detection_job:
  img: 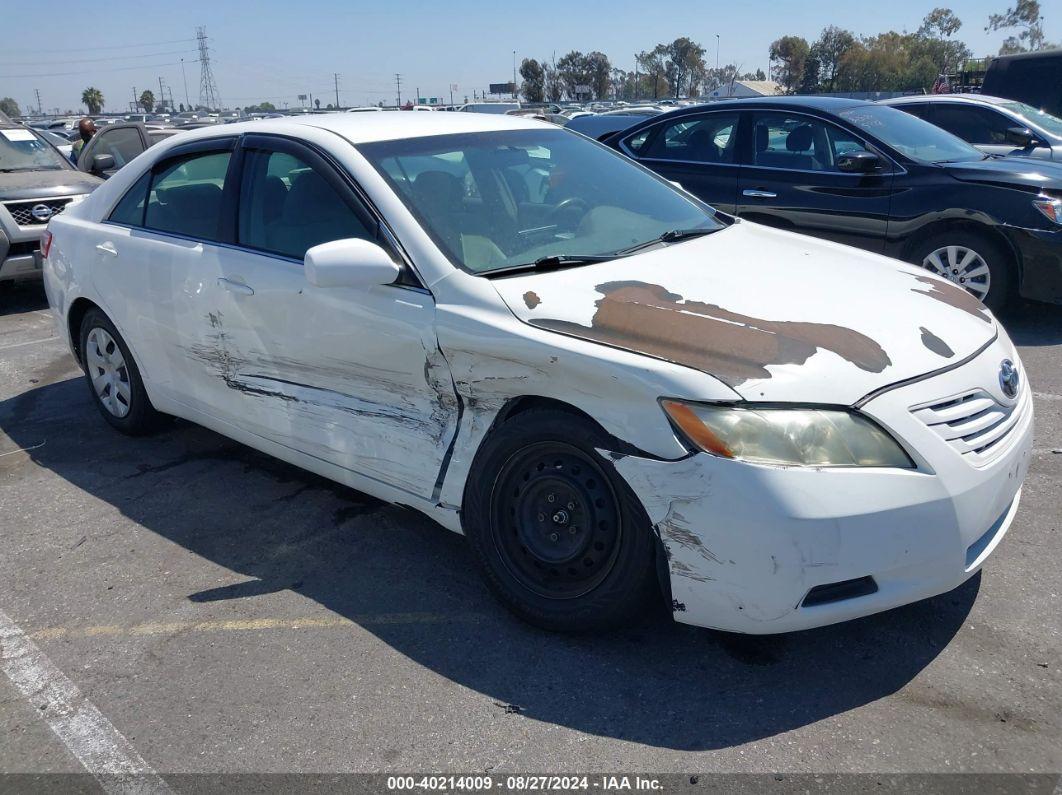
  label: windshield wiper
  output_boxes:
[484,253,616,278]
[615,227,718,255]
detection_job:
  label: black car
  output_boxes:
[982,50,1062,119]
[605,96,1062,310]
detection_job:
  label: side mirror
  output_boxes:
[1005,126,1038,148]
[304,238,400,289]
[91,153,116,173]
[837,150,881,173]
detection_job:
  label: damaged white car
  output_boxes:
[42,112,1033,634]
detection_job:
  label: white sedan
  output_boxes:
[41,112,1033,634]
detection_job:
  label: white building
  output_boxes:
[707,80,783,99]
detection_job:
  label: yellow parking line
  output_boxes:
[29,612,482,641]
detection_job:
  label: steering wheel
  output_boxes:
[547,197,590,230]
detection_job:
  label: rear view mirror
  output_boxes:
[91,153,116,173]
[304,238,400,289]
[1005,126,1038,148]
[837,150,881,173]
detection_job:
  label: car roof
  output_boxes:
[882,93,1014,106]
[158,109,545,146]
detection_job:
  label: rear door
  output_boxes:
[736,110,894,251]
[621,110,741,213]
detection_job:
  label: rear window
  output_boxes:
[144,151,231,241]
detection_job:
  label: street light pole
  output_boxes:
[512,50,517,99]
[716,34,720,71]
[180,58,190,109]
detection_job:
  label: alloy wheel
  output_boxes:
[921,245,991,301]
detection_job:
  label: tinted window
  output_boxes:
[750,113,866,172]
[930,105,1012,145]
[144,151,231,240]
[92,127,145,168]
[238,149,373,260]
[108,172,150,226]
[642,113,740,164]
[894,104,931,120]
[838,104,982,164]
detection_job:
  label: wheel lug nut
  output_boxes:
[547,493,555,503]
[567,502,575,510]
[549,532,559,541]
[537,513,545,522]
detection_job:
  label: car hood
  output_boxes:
[943,156,1062,191]
[0,168,102,201]
[492,222,997,405]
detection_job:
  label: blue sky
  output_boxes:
[2,0,1057,112]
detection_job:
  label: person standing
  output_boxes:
[69,117,96,165]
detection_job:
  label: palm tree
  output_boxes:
[81,87,104,115]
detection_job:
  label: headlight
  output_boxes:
[661,400,914,468]
[1032,196,1061,225]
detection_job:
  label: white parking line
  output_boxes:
[0,336,57,352]
[0,608,170,794]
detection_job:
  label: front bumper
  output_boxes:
[1003,224,1062,304]
[613,336,1034,634]
[0,229,44,283]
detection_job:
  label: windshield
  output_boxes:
[358,129,719,274]
[0,128,69,171]
[840,104,984,164]
[1001,101,1062,141]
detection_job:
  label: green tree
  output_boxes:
[543,62,563,103]
[769,36,810,93]
[81,87,104,114]
[987,0,1048,52]
[664,37,707,98]
[636,46,670,99]
[0,97,21,118]
[555,50,587,99]
[585,51,612,99]
[812,26,857,92]
[519,58,545,103]
[920,8,966,71]
[139,90,155,113]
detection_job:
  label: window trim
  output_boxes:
[232,132,424,288]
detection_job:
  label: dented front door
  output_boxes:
[188,250,458,500]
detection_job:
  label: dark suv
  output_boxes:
[605,96,1062,310]
[1,118,101,286]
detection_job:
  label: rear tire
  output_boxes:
[909,229,1015,313]
[463,409,657,632]
[79,308,163,435]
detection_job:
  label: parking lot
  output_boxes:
[0,280,1059,778]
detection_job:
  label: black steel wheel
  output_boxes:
[463,408,657,632]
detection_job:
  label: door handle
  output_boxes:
[217,277,254,296]
[95,241,118,256]
[742,189,777,199]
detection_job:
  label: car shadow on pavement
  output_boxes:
[1,375,981,751]
[1000,300,1062,346]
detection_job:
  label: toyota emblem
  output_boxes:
[30,204,54,222]
[999,359,1020,400]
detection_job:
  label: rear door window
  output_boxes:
[640,113,740,164]
[144,151,231,241]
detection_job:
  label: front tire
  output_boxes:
[79,308,162,435]
[909,230,1015,313]
[463,409,657,632]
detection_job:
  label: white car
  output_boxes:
[41,112,1033,634]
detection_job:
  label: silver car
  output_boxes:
[882,93,1062,160]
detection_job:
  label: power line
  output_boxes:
[0,60,199,79]
[0,49,198,66]
[0,38,196,55]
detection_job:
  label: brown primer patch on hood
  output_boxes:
[530,280,891,387]
[523,291,541,310]
[911,274,992,323]
[920,326,955,358]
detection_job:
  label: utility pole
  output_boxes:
[715,34,720,71]
[132,86,138,113]
[158,76,166,111]
[395,73,402,107]
[180,58,190,108]
[34,88,42,115]
[416,87,421,105]
[333,73,341,109]
[512,50,517,99]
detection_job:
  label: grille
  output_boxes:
[911,380,1030,466]
[4,198,72,226]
